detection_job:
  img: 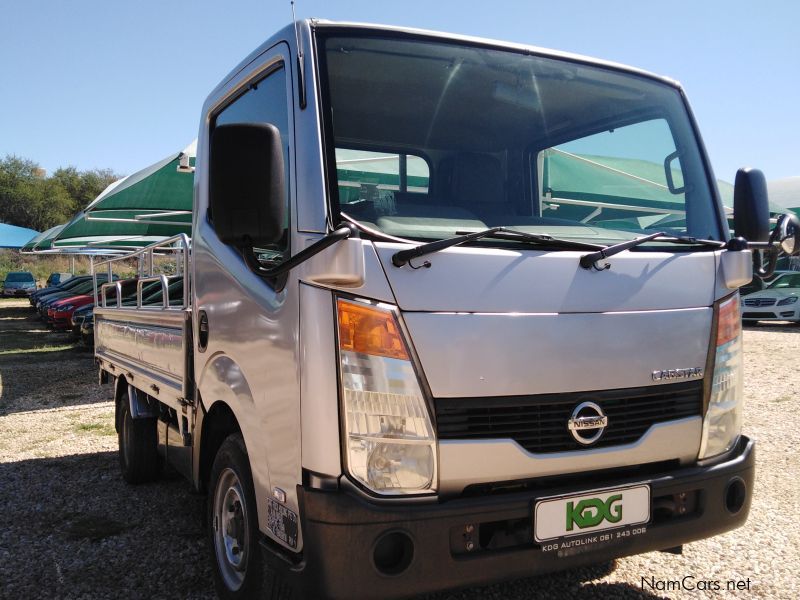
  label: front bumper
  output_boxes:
[2,288,32,297]
[271,436,754,600]
[53,313,74,329]
[742,306,799,322]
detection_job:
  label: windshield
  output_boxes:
[5,272,34,283]
[318,33,724,245]
[768,273,800,289]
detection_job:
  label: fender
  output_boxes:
[196,351,280,541]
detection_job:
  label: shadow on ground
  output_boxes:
[742,322,800,333]
[422,561,667,600]
[0,452,213,599]
[0,452,668,600]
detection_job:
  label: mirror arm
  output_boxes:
[728,213,799,280]
[751,248,780,279]
[242,223,358,285]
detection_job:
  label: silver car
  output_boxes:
[2,271,36,297]
[741,271,800,323]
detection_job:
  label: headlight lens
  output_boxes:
[699,295,743,459]
[777,296,798,306]
[337,298,437,495]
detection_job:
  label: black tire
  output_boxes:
[118,389,160,484]
[208,434,294,600]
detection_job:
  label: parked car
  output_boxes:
[741,272,800,324]
[2,271,36,297]
[35,276,113,316]
[48,278,137,329]
[30,275,93,307]
[46,272,73,287]
[70,304,94,339]
[48,294,96,330]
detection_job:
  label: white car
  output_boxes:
[741,272,800,323]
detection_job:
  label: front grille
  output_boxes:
[744,298,776,307]
[436,381,703,454]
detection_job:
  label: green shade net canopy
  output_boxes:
[51,141,196,251]
[20,224,65,253]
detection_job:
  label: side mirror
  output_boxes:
[209,123,285,248]
[772,212,800,256]
[733,168,770,242]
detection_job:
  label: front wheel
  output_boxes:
[208,434,294,600]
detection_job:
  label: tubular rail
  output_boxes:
[93,234,191,310]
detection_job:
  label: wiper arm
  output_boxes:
[392,227,603,268]
[579,232,725,270]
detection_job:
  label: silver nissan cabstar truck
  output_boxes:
[93,20,800,600]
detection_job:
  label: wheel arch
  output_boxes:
[198,399,243,493]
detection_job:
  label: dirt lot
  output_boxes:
[0,297,798,599]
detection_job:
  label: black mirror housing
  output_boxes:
[733,168,770,242]
[209,123,285,248]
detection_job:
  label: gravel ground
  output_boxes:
[0,297,798,599]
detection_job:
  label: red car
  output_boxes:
[48,294,95,330]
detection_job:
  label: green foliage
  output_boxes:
[0,155,121,232]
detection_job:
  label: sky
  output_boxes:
[1,0,797,184]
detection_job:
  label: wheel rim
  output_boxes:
[213,467,250,591]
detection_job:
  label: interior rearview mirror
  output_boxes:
[733,168,770,242]
[209,123,285,248]
[663,150,684,194]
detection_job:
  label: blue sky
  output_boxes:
[1,0,797,184]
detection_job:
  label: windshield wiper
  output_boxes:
[391,227,604,268]
[579,232,725,270]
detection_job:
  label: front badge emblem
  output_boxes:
[567,401,608,445]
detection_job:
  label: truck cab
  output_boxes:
[94,20,800,600]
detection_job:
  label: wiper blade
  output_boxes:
[392,227,603,268]
[579,232,725,270]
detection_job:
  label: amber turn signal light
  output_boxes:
[337,299,409,360]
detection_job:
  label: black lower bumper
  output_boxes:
[267,437,754,600]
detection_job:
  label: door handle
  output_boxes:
[198,310,209,352]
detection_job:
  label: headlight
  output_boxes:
[777,296,798,306]
[337,298,437,495]
[698,295,743,459]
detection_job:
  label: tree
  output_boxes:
[52,166,118,211]
[0,155,122,231]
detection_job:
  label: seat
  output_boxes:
[439,153,514,221]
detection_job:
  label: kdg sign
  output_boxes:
[534,485,650,542]
[566,494,622,531]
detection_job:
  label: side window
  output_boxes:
[214,66,290,264]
